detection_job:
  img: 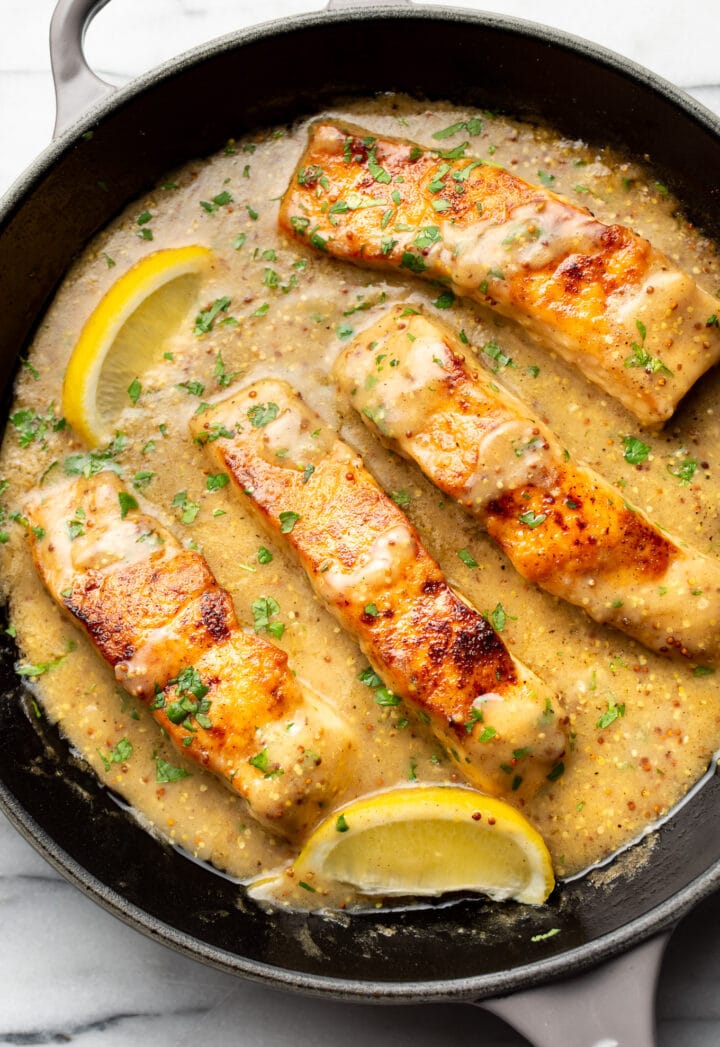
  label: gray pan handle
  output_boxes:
[478,931,671,1047]
[50,0,116,139]
[50,0,411,136]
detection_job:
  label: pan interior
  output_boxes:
[2,8,720,997]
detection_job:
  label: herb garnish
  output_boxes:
[247,402,279,428]
[252,596,284,639]
[194,296,232,335]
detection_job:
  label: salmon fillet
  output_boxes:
[191,380,567,800]
[24,472,353,840]
[279,121,720,426]
[335,305,720,666]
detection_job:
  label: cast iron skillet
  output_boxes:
[2,1,720,1043]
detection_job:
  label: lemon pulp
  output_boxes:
[62,245,213,446]
[253,785,555,905]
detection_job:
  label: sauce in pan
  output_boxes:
[1,95,719,907]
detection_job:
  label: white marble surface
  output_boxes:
[2,1,720,1044]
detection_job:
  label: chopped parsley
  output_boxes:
[667,456,698,485]
[247,402,279,428]
[431,117,483,140]
[214,351,241,389]
[17,642,74,678]
[9,405,66,448]
[457,548,479,568]
[400,251,428,274]
[252,596,284,639]
[97,736,133,771]
[518,510,547,529]
[279,510,300,533]
[623,319,672,376]
[433,290,455,309]
[597,699,626,730]
[171,490,200,525]
[194,296,232,335]
[118,491,138,519]
[488,602,514,633]
[482,340,514,371]
[390,490,411,508]
[155,758,191,783]
[206,473,229,491]
[622,435,651,465]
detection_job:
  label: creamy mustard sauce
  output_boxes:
[1,95,719,907]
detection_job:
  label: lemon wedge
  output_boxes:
[62,245,213,446]
[255,786,555,905]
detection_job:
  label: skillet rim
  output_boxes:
[2,1,720,1002]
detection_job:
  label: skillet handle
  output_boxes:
[477,931,671,1047]
[50,0,116,139]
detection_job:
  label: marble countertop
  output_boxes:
[1,1,720,1044]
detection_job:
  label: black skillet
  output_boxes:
[1,1,720,1043]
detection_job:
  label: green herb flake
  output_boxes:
[252,596,281,634]
[537,170,555,186]
[390,490,411,508]
[177,379,205,397]
[127,378,142,405]
[249,748,270,773]
[171,490,200,525]
[489,602,514,632]
[359,666,383,688]
[336,814,349,832]
[457,548,479,568]
[364,603,379,617]
[247,402,279,428]
[667,457,699,485]
[257,546,273,565]
[206,472,229,491]
[400,251,427,274]
[17,644,73,678]
[194,295,231,335]
[433,290,455,310]
[279,510,300,534]
[694,665,715,677]
[518,510,547,529]
[531,928,561,943]
[118,491,138,519]
[597,700,626,730]
[374,687,400,707]
[155,757,191,783]
[482,339,514,371]
[622,435,651,465]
